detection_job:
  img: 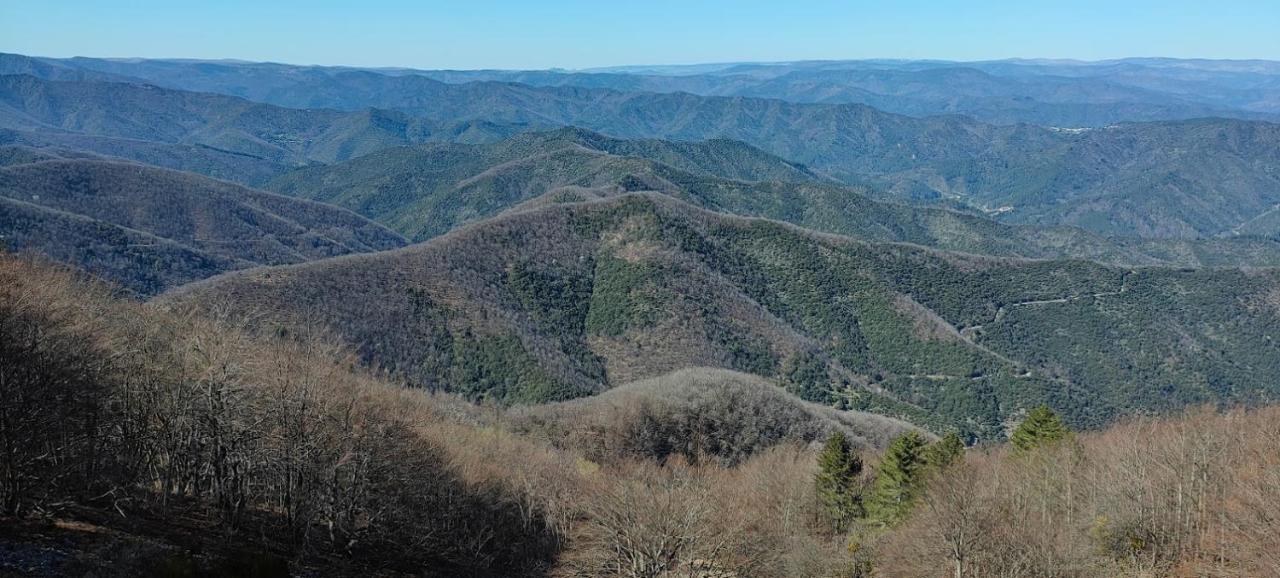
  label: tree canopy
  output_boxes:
[1010,405,1071,453]
[816,431,866,531]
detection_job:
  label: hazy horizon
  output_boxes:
[4,0,1279,70]
[6,52,1280,74]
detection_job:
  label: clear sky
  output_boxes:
[3,0,1278,70]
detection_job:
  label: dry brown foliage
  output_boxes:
[0,253,558,574]
[0,253,863,576]
[6,252,1278,577]
[510,368,914,467]
[876,407,1280,577]
[555,447,854,578]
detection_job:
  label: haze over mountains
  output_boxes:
[6,55,1280,239]
[11,54,1280,126]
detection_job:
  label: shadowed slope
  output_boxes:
[0,158,406,293]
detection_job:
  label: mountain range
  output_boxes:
[6,40,1280,578]
[10,53,1280,126]
[1,52,1279,440]
[263,126,1280,266]
[5,69,1280,239]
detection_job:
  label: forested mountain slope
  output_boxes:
[266,128,1280,266]
[0,157,406,293]
[163,194,1280,439]
[0,74,524,182]
[0,126,297,185]
[924,119,1280,238]
[264,127,822,239]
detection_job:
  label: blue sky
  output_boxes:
[3,0,1278,69]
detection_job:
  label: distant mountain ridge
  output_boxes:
[264,127,1280,267]
[7,69,1280,239]
[265,127,826,240]
[10,53,1280,126]
[0,73,527,182]
[0,155,406,293]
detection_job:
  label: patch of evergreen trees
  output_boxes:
[817,409,1066,533]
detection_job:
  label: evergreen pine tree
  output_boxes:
[815,431,865,531]
[867,430,929,526]
[1010,405,1071,454]
[925,431,965,471]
